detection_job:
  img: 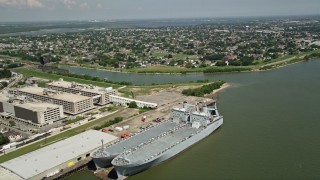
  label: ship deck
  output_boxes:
[93,121,178,157]
[115,124,199,165]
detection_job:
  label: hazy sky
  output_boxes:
[0,0,319,22]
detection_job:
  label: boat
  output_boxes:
[91,120,178,168]
[111,102,223,178]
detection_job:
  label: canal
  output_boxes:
[63,60,320,179]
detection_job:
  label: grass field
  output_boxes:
[14,68,121,89]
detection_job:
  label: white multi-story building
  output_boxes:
[108,95,157,109]
[9,86,94,115]
[47,79,117,105]
[0,94,64,127]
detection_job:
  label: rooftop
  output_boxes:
[0,94,62,112]
[48,79,115,95]
[0,130,118,179]
[109,95,157,106]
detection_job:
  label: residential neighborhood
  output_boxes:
[0,18,319,70]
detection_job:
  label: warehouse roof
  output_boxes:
[48,79,115,94]
[0,130,117,179]
[18,86,90,102]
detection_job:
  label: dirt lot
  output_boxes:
[108,90,215,137]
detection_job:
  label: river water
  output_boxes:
[64,60,320,179]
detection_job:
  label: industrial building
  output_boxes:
[0,94,64,128]
[109,95,158,109]
[0,130,118,180]
[9,86,94,115]
[47,78,117,105]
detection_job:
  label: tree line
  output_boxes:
[182,81,225,97]
[0,69,11,79]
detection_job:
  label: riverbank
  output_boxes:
[207,83,231,97]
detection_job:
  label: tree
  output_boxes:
[0,69,11,79]
[128,101,138,108]
[185,62,193,68]
[0,133,9,146]
[240,56,254,66]
[0,82,8,89]
[169,60,176,66]
[9,120,15,126]
[216,61,227,66]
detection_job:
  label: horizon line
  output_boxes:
[0,14,320,24]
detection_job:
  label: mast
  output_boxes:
[101,139,104,156]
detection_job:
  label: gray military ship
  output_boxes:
[112,102,223,178]
[91,120,178,168]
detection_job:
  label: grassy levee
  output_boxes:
[0,109,123,163]
[14,68,121,89]
[52,51,320,74]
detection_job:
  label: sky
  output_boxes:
[0,0,319,22]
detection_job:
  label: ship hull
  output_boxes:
[92,154,117,169]
[113,117,223,178]
[92,121,177,169]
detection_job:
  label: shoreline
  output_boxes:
[206,83,232,98]
[56,50,320,75]
[57,60,299,75]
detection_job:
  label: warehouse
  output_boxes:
[10,86,94,115]
[0,130,118,180]
[47,78,117,105]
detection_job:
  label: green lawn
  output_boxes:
[152,52,166,58]
[14,68,121,89]
[0,109,123,163]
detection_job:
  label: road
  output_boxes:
[261,56,296,68]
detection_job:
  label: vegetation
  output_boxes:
[99,107,109,112]
[9,120,15,127]
[139,107,152,114]
[93,117,123,130]
[0,133,9,146]
[0,82,8,89]
[204,67,252,73]
[56,71,133,85]
[182,81,225,97]
[304,52,320,60]
[37,81,46,88]
[0,69,11,79]
[107,106,118,112]
[14,68,121,88]
[128,101,138,108]
[65,116,84,125]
